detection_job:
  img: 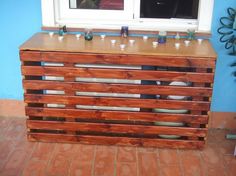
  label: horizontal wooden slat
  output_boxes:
[20,51,216,68]
[28,133,205,149]
[24,94,210,111]
[21,66,214,83]
[23,80,213,97]
[27,120,207,137]
[25,107,209,124]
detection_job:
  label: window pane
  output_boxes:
[140,0,199,19]
[69,0,124,10]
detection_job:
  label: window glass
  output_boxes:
[140,0,199,19]
[69,0,124,10]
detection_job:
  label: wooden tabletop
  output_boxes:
[20,33,217,58]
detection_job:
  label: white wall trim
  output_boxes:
[41,0,214,32]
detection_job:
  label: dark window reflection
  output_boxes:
[70,0,124,10]
[140,0,199,19]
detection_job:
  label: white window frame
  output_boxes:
[42,0,214,32]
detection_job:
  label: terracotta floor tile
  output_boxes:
[4,118,25,141]
[94,145,116,176]
[0,142,35,176]
[22,160,48,176]
[70,160,93,176]
[77,144,95,161]
[116,162,137,176]
[30,142,55,161]
[46,153,72,176]
[207,129,228,143]
[46,143,79,176]
[201,143,224,168]
[218,142,236,155]
[138,152,159,176]
[137,147,157,153]
[69,144,95,176]
[179,150,204,176]
[160,164,182,176]
[0,117,12,137]
[117,146,137,163]
[0,140,15,168]
[207,166,228,176]
[0,117,235,176]
[225,156,236,176]
[159,149,179,165]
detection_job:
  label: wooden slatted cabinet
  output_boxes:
[20,33,217,149]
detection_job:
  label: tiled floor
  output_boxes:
[0,117,235,176]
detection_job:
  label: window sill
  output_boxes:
[41,26,212,38]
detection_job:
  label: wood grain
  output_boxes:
[28,133,205,149]
[25,107,209,124]
[27,120,206,137]
[21,66,214,83]
[20,51,216,68]
[23,80,213,97]
[20,32,217,148]
[19,33,217,58]
[24,94,210,111]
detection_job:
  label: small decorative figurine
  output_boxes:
[84,28,93,41]
[152,41,158,47]
[121,26,128,38]
[184,40,190,46]
[158,31,167,44]
[100,34,106,40]
[187,29,195,40]
[197,38,203,44]
[175,32,180,40]
[143,35,148,40]
[59,25,67,36]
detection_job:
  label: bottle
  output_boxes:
[84,28,93,41]
[158,31,167,44]
[175,32,180,40]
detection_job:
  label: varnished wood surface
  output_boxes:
[20,33,217,58]
[24,94,210,111]
[28,133,205,149]
[27,120,207,137]
[20,32,217,148]
[25,107,208,124]
[21,66,214,83]
[20,51,216,68]
[23,80,213,97]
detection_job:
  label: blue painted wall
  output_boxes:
[0,0,235,112]
[0,0,42,99]
[210,0,236,112]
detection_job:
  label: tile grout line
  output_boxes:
[114,146,118,176]
[67,144,80,176]
[91,145,97,176]
[177,149,185,176]
[0,117,13,140]
[199,149,208,176]
[0,140,16,172]
[44,142,57,176]
[19,141,37,176]
[136,147,139,176]
[156,148,162,176]
[0,119,27,173]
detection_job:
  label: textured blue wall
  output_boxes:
[0,0,235,112]
[210,0,236,112]
[0,0,42,99]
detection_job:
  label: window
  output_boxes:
[42,0,214,32]
[69,0,124,10]
[140,0,199,19]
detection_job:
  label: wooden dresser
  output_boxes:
[20,33,217,149]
